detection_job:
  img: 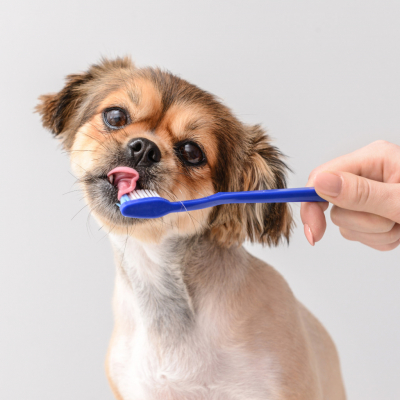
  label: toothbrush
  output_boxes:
[119,187,326,219]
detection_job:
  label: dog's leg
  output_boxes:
[105,328,125,400]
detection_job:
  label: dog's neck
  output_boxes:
[109,232,249,343]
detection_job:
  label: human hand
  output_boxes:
[301,141,400,251]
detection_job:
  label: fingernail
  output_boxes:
[315,172,342,197]
[304,224,315,246]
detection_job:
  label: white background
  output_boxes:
[1,1,399,399]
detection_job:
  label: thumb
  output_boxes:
[314,171,400,224]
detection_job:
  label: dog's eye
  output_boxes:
[177,142,205,165]
[103,108,128,129]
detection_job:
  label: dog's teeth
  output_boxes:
[109,175,114,184]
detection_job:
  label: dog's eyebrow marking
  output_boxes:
[127,89,140,105]
[186,120,202,131]
[184,119,210,133]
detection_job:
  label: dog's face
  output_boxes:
[37,57,292,246]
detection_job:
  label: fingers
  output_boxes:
[300,201,329,245]
[339,223,400,249]
[314,171,400,224]
[361,241,400,252]
[307,140,400,184]
[302,141,400,248]
[330,206,395,233]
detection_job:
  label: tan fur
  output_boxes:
[37,57,346,399]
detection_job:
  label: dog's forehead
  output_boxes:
[98,73,216,135]
[98,77,164,122]
[160,103,213,139]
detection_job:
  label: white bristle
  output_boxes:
[125,189,160,201]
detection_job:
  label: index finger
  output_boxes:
[307,141,400,185]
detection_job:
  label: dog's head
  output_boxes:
[37,57,293,246]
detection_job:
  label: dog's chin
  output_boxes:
[84,178,153,231]
[83,175,210,240]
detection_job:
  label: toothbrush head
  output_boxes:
[120,190,175,219]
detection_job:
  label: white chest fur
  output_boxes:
[107,234,279,400]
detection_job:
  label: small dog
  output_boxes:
[37,57,346,400]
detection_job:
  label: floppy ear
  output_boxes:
[209,125,294,247]
[35,56,134,148]
[35,72,92,146]
[241,125,294,245]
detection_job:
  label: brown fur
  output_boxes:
[36,56,293,247]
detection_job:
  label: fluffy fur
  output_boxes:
[37,57,346,399]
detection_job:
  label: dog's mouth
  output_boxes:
[107,167,140,200]
[83,163,163,226]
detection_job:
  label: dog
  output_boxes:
[37,57,346,400]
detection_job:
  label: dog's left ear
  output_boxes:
[241,125,293,246]
[210,125,293,247]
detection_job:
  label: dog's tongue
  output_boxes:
[107,167,139,200]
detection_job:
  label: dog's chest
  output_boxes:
[108,326,218,399]
[107,236,280,399]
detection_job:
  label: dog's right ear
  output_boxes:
[36,56,134,149]
[35,72,92,140]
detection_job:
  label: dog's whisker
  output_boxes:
[86,208,96,238]
[62,189,84,196]
[71,203,89,221]
[168,174,208,198]
[63,149,96,154]
[162,188,202,235]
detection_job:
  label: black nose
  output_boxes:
[126,138,161,167]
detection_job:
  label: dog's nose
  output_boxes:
[126,138,161,167]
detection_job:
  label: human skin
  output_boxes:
[301,140,400,251]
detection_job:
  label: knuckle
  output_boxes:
[391,190,400,223]
[379,219,396,233]
[339,227,354,240]
[376,241,400,252]
[372,140,400,157]
[330,206,341,226]
[388,224,400,242]
[372,139,391,148]
[354,178,372,208]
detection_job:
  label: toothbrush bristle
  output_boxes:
[120,189,160,204]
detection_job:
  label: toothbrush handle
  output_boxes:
[177,187,326,213]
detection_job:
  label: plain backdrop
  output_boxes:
[1,1,399,399]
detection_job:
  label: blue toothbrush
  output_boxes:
[119,187,325,219]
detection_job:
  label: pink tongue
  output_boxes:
[116,178,137,199]
[107,167,140,200]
